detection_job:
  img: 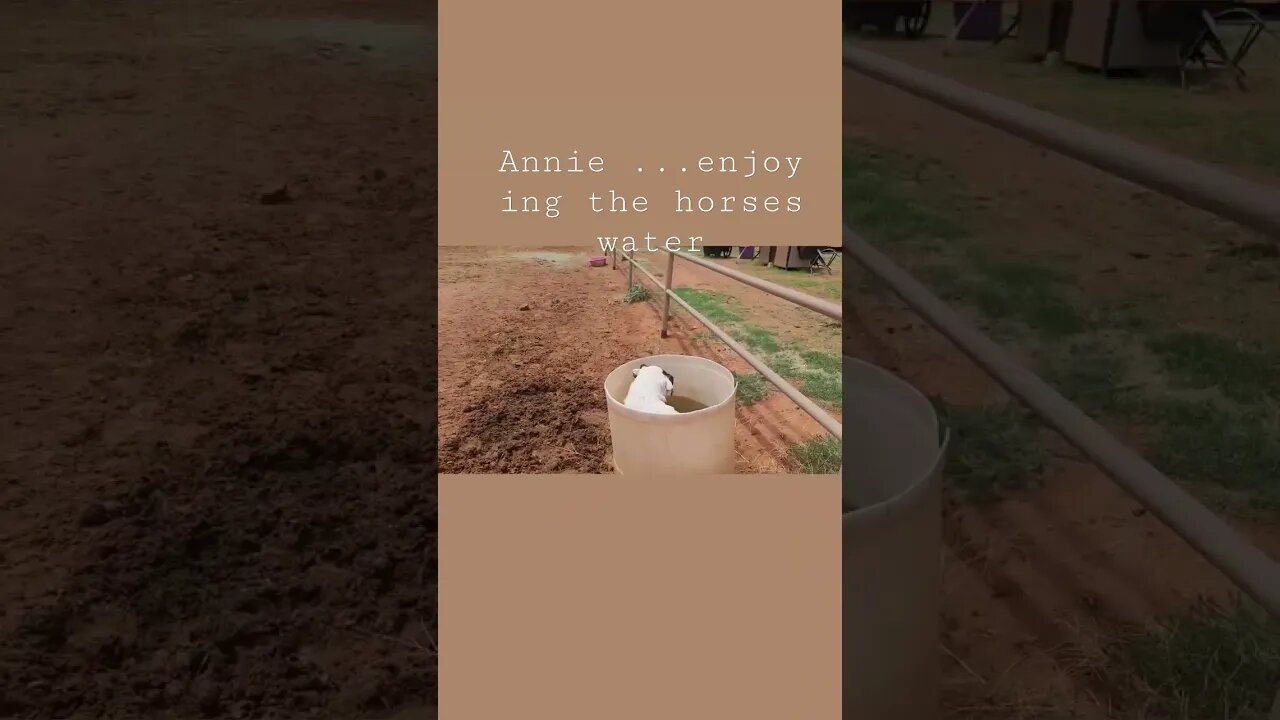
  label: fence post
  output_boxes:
[612,248,616,269]
[627,251,634,288]
[661,251,675,337]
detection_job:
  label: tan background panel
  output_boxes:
[438,1,839,248]
[439,473,841,719]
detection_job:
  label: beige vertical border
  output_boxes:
[439,474,841,719]
[438,1,840,248]
[439,5,841,716]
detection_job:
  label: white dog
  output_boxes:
[624,364,678,414]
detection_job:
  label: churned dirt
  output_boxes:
[437,247,839,474]
[1,2,438,718]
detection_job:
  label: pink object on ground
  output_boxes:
[589,255,608,267]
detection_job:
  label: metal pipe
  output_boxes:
[625,252,843,440]
[945,0,983,52]
[842,44,1280,240]
[667,250,843,320]
[661,251,675,338]
[669,290,844,440]
[842,225,1280,616]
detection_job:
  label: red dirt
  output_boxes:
[1,2,438,718]
[437,248,838,474]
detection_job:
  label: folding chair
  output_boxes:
[1139,2,1270,90]
[1186,7,1270,90]
[810,248,840,275]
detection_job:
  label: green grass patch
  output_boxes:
[1035,341,1280,514]
[769,353,800,378]
[796,368,842,407]
[671,288,841,409]
[917,256,1089,342]
[789,435,841,474]
[740,326,781,354]
[800,350,841,374]
[843,142,968,245]
[1039,338,1280,514]
[766,347,843,408]
[1146,331,1280,403]
[671,288,741,324]
[935,252,1091,340]
[1041,339,1139,417]
[623,284,651,304]
[1141,398,1280,512]
[937,401,1047,500]
[1107,600,1280,720]
[734,373,770,406]
[967,255,1089,338]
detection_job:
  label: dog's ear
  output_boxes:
[662,370,675,388]
[632,364,647,378]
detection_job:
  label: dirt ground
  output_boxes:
[6,0,1275,716]
[844,35,1280,718]
[437,247,839,474]
[1,2,438,718]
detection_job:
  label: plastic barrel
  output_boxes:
[603,354,737,475]
[843,357,948,720]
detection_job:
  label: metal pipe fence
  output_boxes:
[668,251,843,321]
[614,248,843,441]
[843,226,1280,616]
[845,43,1280,712]
[842,46,1280,617]
[843,43,1280,240]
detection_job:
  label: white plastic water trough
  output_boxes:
[844,356,948,720]
[603,354,737,475]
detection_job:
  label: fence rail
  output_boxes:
[615,248,842,441]
[842,46,1280,618]
[843,227,1280,616]
[844,43,1280,714]
[843,43,1280,240]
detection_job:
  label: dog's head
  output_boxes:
[632,364,675,395]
